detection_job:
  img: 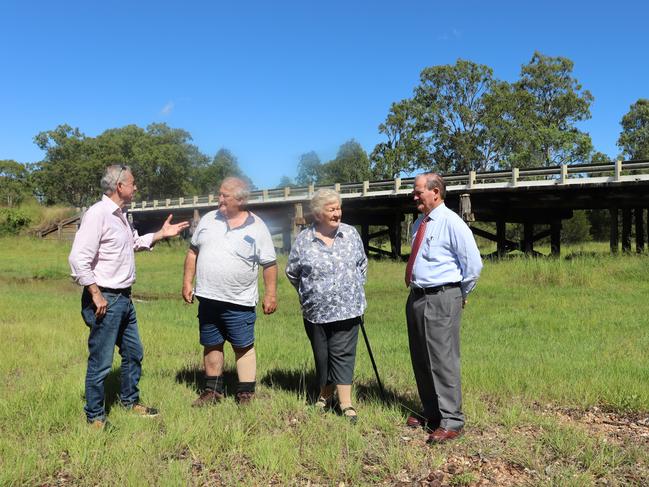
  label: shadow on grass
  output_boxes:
[260,367,318,401]
[261,367,420,418]
[104,368,121,414]
[103,367,175,413]
[355,382,421,419]
[174,364,239,395]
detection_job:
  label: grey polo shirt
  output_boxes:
[191,210,276,307]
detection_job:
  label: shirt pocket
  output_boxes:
[233,234,257,263]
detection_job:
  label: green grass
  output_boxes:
[1,237,648,485]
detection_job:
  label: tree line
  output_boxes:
[2,51,649,210]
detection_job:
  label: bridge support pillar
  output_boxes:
[622,209,632,253]
[610,208,619,254]
[635,208,644,253]
[292,203,305,240]
[361,224,369,255]
[388,214,402,259]
[550,221,561,257]
[192,209,200,235]
[282,230,291,253]
[523,222,534,255]
[496,220,507,257]
[282,203,306,253]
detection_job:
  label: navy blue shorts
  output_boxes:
[197,297,256,348]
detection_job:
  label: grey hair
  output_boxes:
[220,177,250,201]
[101,165,131,195]
[416,173,446,199]
[310,188,341,216]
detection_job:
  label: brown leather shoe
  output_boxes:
[192,389,224,407]
[406,415,440,432]
[427,427,463,444]
[406,415,424,428]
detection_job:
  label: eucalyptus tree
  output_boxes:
[0,160,31,207]
[371,53,595,175]
[296,151,322,185]
[319,139,371,184]
[511,52,593,166]
[618,99,649,160]
[32,123,213,206]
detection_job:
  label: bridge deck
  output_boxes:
[67,160,649,257]
[116,160,649,213]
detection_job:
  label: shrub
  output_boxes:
[0,207,32,235]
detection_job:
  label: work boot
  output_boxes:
[235,381,256,405]
[235,391,255,405]
[192,389,225,407]
[129,403,159,417]
[87,418,112,430]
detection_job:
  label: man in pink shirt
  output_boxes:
[69,165,188,428]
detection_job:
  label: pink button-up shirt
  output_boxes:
[69,195,154,289]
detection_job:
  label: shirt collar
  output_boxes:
[308,224,344,241]
[425,202,446,221]
[102,194,122,214]
[216,210,255,230]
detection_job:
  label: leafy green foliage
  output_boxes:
[512,52,593,167]
[561,210,591,244]
[192,148,251,194]
[276,175,297,188]
[295,141,371,185]
[0,160,31,207]
[319,139,371,184]
[0,207,31,234]
[372,52,594,175]
[618,98,649,159]
[296,151,322,185]
[31,124,249,207]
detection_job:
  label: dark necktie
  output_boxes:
[404,216,430,287]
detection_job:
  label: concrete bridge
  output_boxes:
[59,159,649,257]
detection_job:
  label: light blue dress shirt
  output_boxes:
[410,203,483,297]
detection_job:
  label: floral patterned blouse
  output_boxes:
[285,223,367,324]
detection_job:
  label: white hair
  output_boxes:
[101,165,131,195]
[310,188,341,217]
[221,177,250,201]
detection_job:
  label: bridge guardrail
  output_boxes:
[74,159,649,213]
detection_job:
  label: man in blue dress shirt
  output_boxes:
[405,173,483,443]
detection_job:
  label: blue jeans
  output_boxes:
[81,289,143,422]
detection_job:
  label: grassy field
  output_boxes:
[1,237,648,486]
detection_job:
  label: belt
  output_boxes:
[410,282,461,296]
[97,286,132,296]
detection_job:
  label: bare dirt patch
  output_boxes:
[538,404,649,447]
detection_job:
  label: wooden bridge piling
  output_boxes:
[622,209,632,253]
[635,208,645,253]
[610,208,619,253]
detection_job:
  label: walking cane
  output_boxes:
[359,315,386,401]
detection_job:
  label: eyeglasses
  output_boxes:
[116,165,127,183]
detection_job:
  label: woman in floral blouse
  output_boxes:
[286,189,367,423]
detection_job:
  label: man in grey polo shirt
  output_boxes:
[182,177,278,405]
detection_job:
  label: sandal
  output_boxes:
[314,396,333,412]
[342,406,358,425]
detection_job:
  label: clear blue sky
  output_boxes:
[1,0,647,189]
